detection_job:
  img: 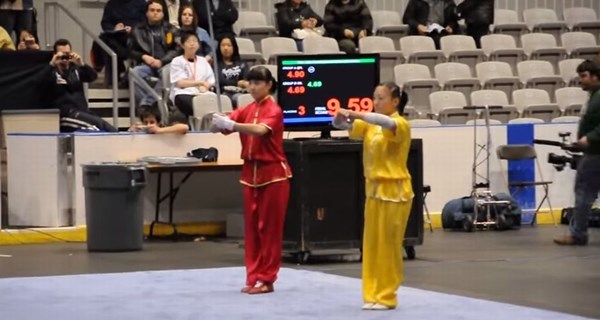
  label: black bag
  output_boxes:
[561,207,600,227]
[187,147,219,162]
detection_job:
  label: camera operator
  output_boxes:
[554,59,600,246]
[40,39,117,132]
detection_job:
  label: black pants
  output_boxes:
[60,109,118,132]
[97,32,129,86]
[174,94,195,118]
[0,9,33,40]
[466,24,490,48]
[428,30,450,50]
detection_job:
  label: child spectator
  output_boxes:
[129,104,189,134]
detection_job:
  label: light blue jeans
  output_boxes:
[131,64,164,106]
[570,154,600,240]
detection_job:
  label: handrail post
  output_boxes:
[127,69,168,126]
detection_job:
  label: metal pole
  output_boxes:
[205,0,223,113]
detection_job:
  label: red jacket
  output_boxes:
[229,96,292,187]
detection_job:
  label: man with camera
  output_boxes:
[554,60,600,246]
[40,38,117,132]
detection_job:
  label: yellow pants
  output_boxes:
[362,197,412,308]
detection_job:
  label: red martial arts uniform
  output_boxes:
[229,96,292,286]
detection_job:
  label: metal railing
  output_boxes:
[128,70,168,126]
[43,2,119,127]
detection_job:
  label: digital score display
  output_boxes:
[277,54,380,129]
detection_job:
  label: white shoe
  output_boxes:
[371,303,393,310]
[362,303,374,310]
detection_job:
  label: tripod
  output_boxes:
[464,105,510,231]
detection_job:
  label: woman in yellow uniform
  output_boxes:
[333,82,413,311]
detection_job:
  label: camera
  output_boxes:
[533,132,583,171]
[25,39,34,46]
[60,53,72,61]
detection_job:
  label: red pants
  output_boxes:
[243,180,290,285]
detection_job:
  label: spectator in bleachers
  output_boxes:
[215,34,248,108]
[323,0,373,54]
[129,103,189,134]
[275,0,323,51]
[0,26,14,50]
[403,0,459,49]
[158,0,188,28]
[99,0,147,87]
[40,39,117,132]
[457,0,494,48]
[170,30,215,117]
[191,0,238,38]
[129,0,179,107]
[178,5,214,64]
[0,0,33,41]
[16,28,38,50]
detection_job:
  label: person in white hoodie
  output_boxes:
[170,30,215,117]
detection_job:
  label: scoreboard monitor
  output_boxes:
[277,54,380,135]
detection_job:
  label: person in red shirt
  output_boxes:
[212,66,292,294]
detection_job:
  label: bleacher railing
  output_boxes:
[127,69,168,126]
[43,2,119,128]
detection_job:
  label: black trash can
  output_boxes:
[82,163,147,252]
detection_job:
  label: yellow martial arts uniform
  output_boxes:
[349,111,414,308]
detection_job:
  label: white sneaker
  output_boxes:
[371,303,392,310]
[362,303,374,310]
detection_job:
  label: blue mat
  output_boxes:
[0,267,593,320]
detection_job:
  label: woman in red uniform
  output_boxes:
[212,66,292,294]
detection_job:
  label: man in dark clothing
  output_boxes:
[40,39,117,132]
[402,0,459,49]
[128,0,179,107]
[323,0,373,54]
[554,60,600,246]
[98,0,147,86]
[275,0,323,50]
[191,0,238,38]
[457,0,494,48]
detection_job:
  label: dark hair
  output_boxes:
[138,104,162,123]
[216,34,241,63]
[146,0,165,13]
[576,59,600,78]
[178,5,198,30]
[180,30,200,45]
[247,66,278,94]
[53,39,71,53]
[378,82,408,114]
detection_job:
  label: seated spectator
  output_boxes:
[16,28,39,50]
[0,26,14,50]
[129,0,179,107]
[323,0,373,54]
[0,0,34,42]
[157,0,189,28]
[129,103,189,134]
[170,31,215,117]
[192,0,238,38]
[215,35,248,108]
[40,39,117,132]
[457,0,494,48]
[403,0,459,49]
[178,5,213,63]
[98,0,147,87]
[275,0,323,51]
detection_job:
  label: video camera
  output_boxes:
[533,132,583,171]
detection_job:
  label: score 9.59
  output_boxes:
[326,97,374,116]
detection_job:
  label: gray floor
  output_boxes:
[0,226,599,319]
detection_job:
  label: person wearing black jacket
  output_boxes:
[323,0,373,54]
[275,0,323,39]
[98,0,147,86]
[457,0,494,48]
[191,0,238,38]
[41,39,117,132]
[554,60,600,246]
[129,0,179,107]
[402,0,459,49]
